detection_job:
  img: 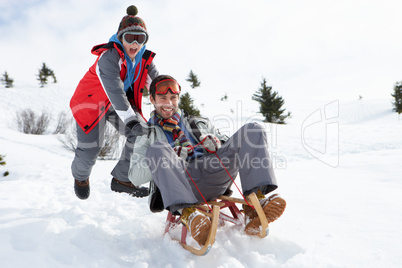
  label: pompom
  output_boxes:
[126,5,138,16]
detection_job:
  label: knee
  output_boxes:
[75,144,101,157]
[241,122,265,136]
[240,122,267,145]
[247,122,264,130]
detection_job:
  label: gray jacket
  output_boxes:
[128,111,228,186]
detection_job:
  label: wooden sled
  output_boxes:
[164,192,269,256]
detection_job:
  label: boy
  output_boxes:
[70,6,158,200]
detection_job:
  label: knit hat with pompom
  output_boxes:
[117,5,148,43]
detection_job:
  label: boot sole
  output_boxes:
[190,215,212,247]
[245,194,286,235]
[262,194,287,223]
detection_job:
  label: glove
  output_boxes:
[173,146,191,161]
[128,120,148,136]
[200,134,221,153]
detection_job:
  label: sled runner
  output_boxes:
[164,192,269,256]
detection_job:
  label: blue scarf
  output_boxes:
[108,34,146,92]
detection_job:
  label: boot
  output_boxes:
[111,178,149,197]
[244,191,286,235]
[74,178,90,200]
[181,207,211,246]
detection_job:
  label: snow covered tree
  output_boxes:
[179,70,201,116]
[1,71,14,88]
[37,63,57,88]
[391,81,402,116]
[252,77,291,124]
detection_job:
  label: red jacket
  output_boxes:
[70,42,156,134]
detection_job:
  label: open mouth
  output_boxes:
[130,48,138,54]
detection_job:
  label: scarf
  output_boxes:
[150,111,194,156]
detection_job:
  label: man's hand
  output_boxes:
[173,146,191,160]
[200,134,221,153]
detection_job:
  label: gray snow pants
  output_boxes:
[71,107,137,183]
[145,122,278,213]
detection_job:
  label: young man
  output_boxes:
[70,6,158,200]
[129,75,286,246]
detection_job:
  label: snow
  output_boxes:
[1,83,402,268]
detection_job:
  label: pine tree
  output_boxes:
[1,71,14,88]
[37,63,57,87]
[142,85,149,97]
[221,93,228,101]
[391,81,402,116]
[179,92,200,116]
[185,70,201,89]
[252,77,291,124]
[179,70,201,116]
[0,154,9,177]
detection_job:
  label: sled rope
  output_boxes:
[212,151,254,209]
[184,140,254,209]
[185,169,212,211]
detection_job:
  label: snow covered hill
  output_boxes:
[1,84,401,267]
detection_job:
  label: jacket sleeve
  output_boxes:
[128,132,153,186]
[145,61,159,90]
[185,116,229,144]
[97,49,138,125]
[148,61,159,80]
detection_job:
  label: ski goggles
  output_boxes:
[155,79,181,95]
[122,31,147,45]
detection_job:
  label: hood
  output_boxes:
[109,34,147,92]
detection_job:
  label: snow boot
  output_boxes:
[181,207,211,246]
[74,178,90,200]
[111,178,149,197]
[244,192,286,235]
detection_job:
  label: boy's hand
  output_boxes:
[128,120,149,136]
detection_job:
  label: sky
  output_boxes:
[1,0,402,103]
